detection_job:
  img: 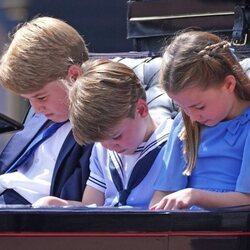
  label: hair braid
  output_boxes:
[198,41,231,57]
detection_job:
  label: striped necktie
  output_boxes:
[7,122,66,173]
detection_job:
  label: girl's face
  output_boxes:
[168,75,237,126]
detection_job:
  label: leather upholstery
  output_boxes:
[90,52,179,122]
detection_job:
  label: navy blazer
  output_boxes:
[0,112,92,204]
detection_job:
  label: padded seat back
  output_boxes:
[90,52,178,123]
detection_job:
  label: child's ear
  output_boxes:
[66,65,82,84]
[136,99,148,117]
[223,75,236,93]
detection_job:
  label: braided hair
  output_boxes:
[160,31,250,175]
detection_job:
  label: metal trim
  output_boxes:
[130,12,234,22]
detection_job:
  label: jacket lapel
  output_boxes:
[50,130,75,185]
[0,113,49,173]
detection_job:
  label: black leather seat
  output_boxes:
[89,52,179,122]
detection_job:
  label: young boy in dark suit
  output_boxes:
[0,16,93,204]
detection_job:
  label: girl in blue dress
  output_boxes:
[150,30,250,210]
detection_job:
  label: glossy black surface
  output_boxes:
[0,205,250,233]
[127,0,250,55]
[0,113,23,134]
[0,206,250,250]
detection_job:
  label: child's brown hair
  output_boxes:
[160,30,250,175]
[69,59,146,145]
[0,16,88,94]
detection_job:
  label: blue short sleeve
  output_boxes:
[154,107,250,194]
[236,122,250,193]
[154,113,188,191]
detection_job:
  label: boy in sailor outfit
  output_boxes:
[33,59,173,209]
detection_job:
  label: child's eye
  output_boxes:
[37,96,47,101]
[196,106,204,110]
[112,134,122,140]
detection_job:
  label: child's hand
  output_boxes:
[150,188,196,210]
[32,196,69,207]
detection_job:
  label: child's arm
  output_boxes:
[32,186,105,207]
[150,188,250,210]
[82,185,105,206]
[32,196,84,207]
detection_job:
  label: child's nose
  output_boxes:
[189,112,202,123]
[30,101,46,113]
[101,141,119,151]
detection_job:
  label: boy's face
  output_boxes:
[21,80,69,122]
[100,100,150,155]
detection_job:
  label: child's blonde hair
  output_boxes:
[69,59,146,145]
[160,30,250,175]
[0,16,88,94]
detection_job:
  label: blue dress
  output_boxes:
[154,107,250,194]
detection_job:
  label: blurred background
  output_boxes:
[0,0,133,150]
